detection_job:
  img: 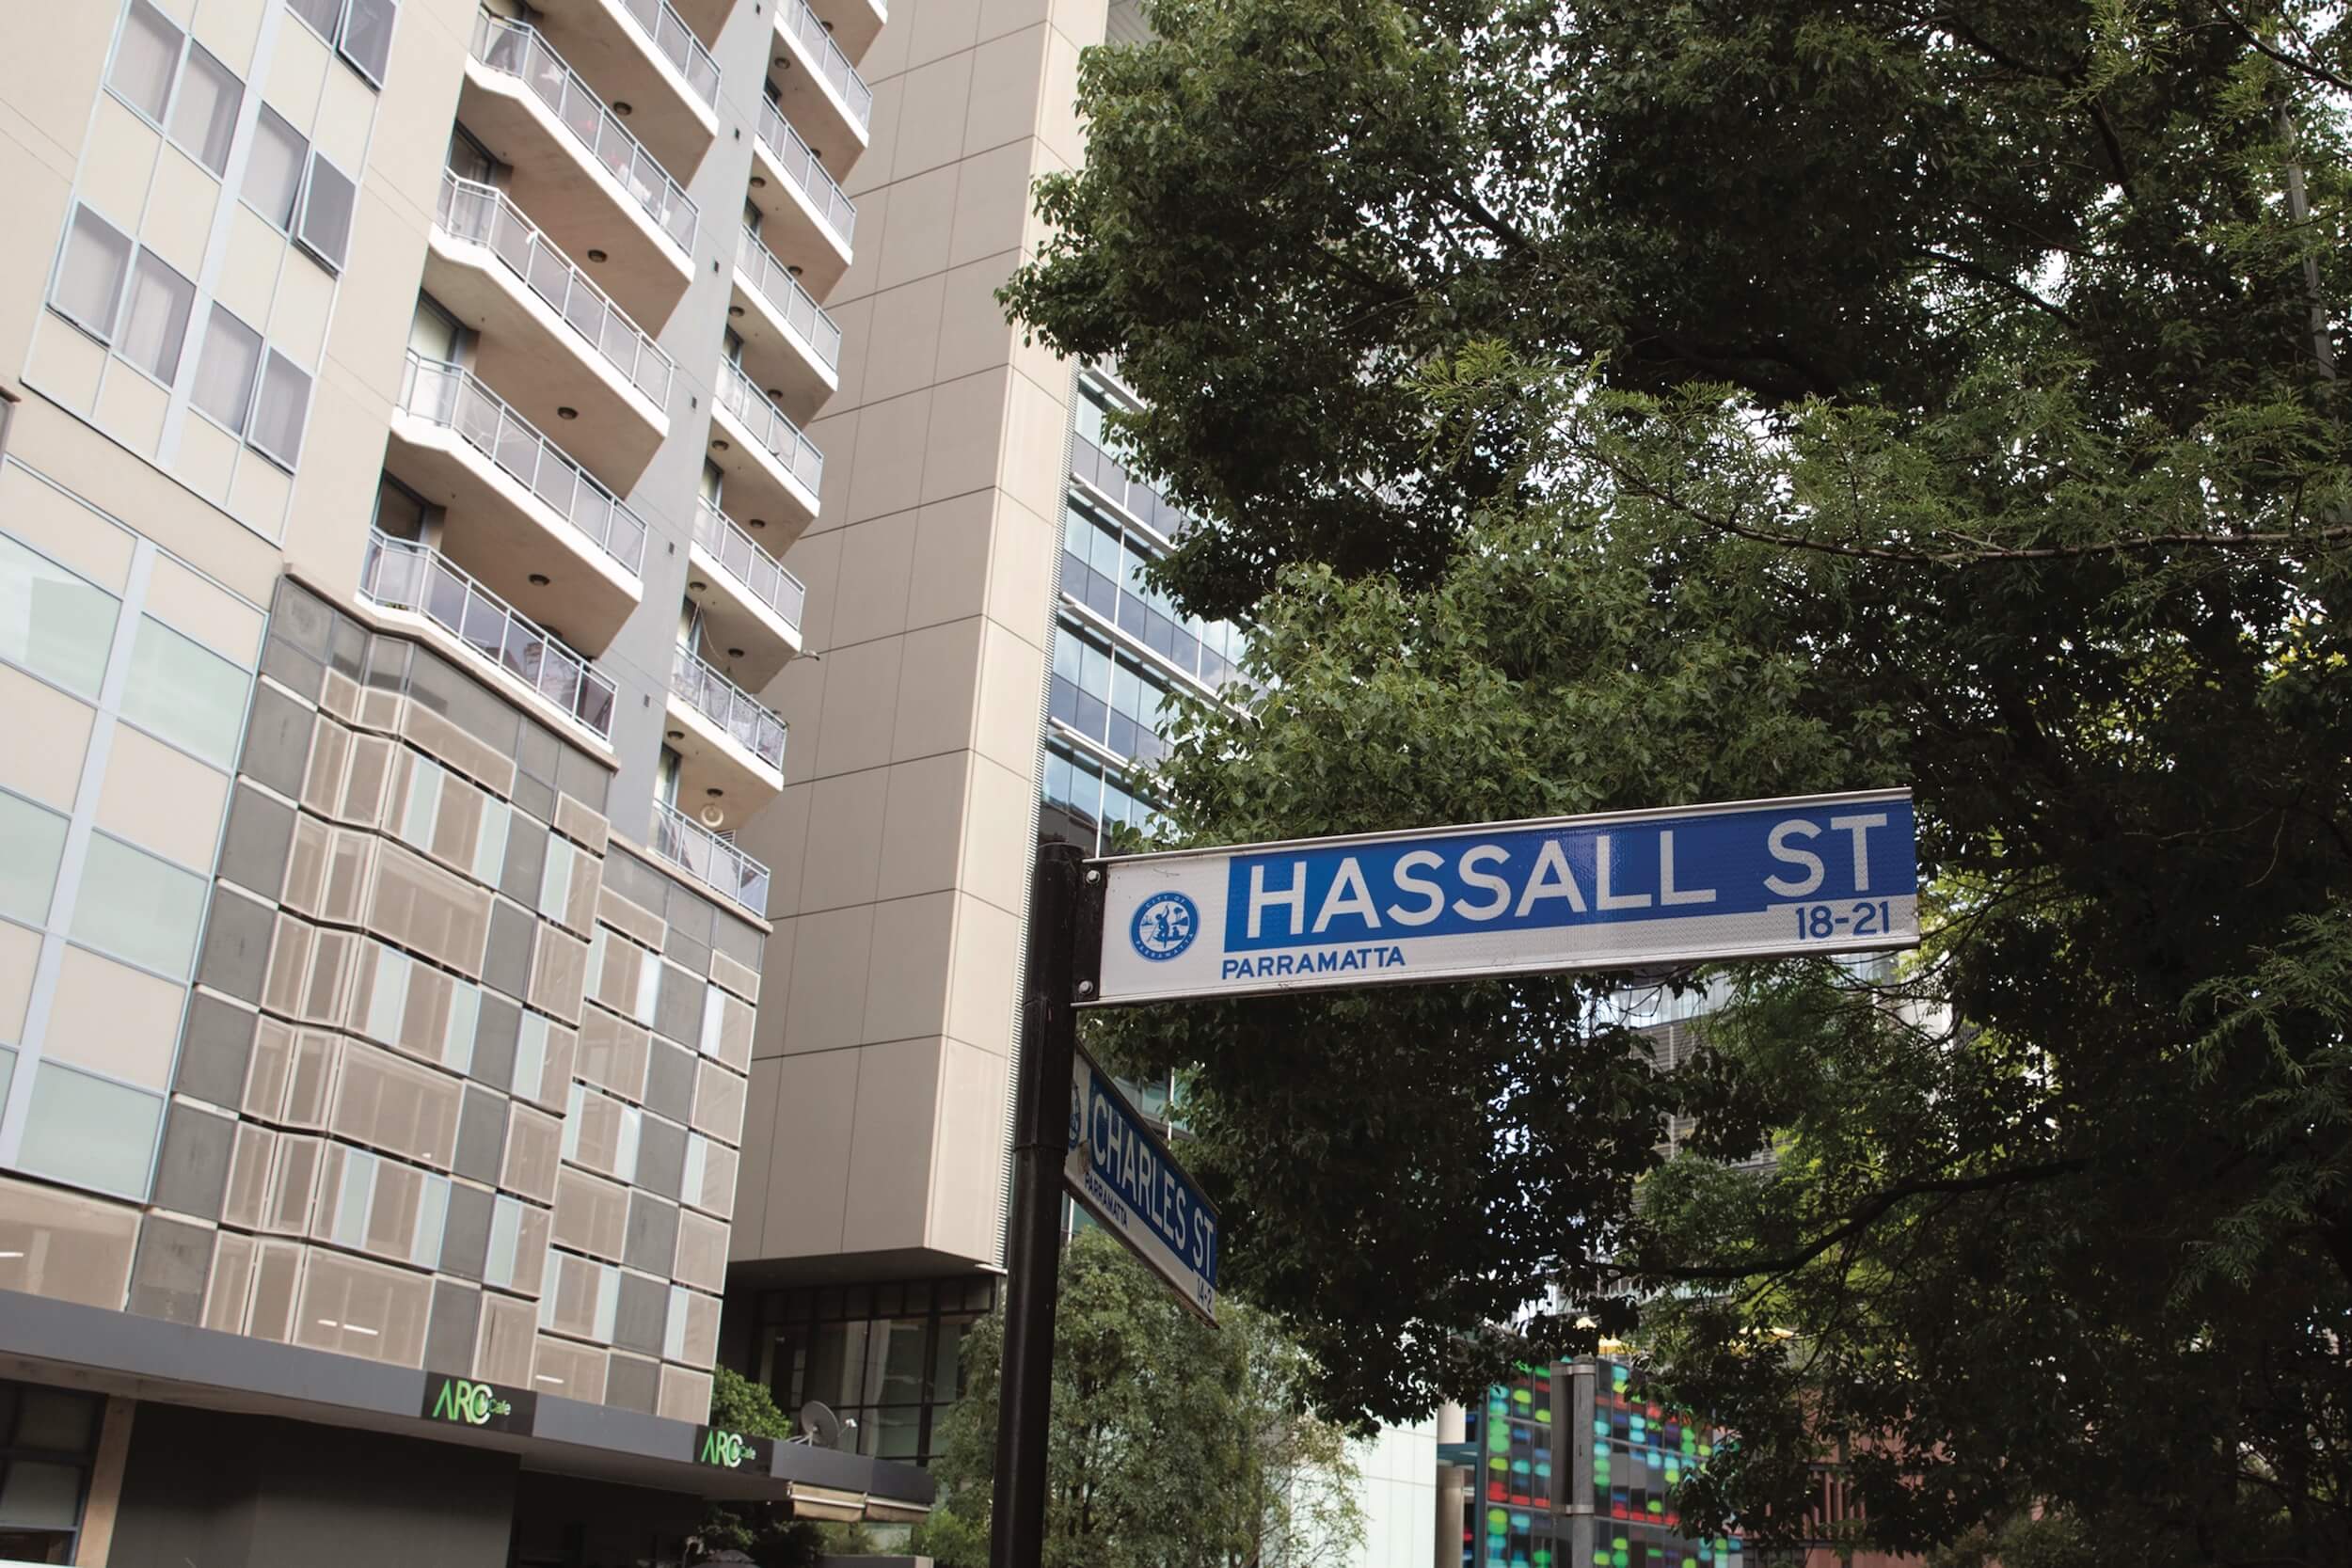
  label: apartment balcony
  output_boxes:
[771,0,872,177]
[385,354,647,656]
[360,531,619,746]
[425,174,672,487]
[652,801,771,916]
[730,226,841,420]
[690,498,805,689]
[748,98,854,295]
[803,0,885,65]
[708,359,821,544]
[666,646,787,823]
[461,11,698,328]
[526,0,720,174]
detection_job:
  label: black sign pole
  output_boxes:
[990,843,1090,1568]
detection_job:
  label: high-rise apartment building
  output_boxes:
[0,0,943,1557]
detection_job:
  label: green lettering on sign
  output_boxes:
[693,1425,771,1471]
[420,1375,531,1433]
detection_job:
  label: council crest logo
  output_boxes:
[1130,891,1199,960]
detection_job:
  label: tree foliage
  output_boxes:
[918,1228,1364,1568]
[1008,0,2352,1561]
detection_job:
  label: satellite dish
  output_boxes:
[699,802,727,830]
[796,1400,845,1449]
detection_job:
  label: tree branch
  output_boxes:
[2212,0,2352,95]
[1632,1157,2094,1283]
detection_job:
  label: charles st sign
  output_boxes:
[1089,789,1918,1006]
[1066,1049,1218,1322]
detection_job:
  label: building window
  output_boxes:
[192,305,262,434]
[0,791,70,928]
[48,206,134,343]
[117,251,195,383]
[296,152,357,273]
[169,42,242,174]
[243,107,308,230]
[16,1060,164,1199]
[289,0,398,89]
[250,350,313,469]
[120,614,249,767]
[106,0,183,121]
[0,1379,105,1563]
[0,532,120,700]
[753,1276,1001,1466]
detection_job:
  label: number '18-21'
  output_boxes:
[1795,901,1893,940]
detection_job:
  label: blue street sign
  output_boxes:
[1065,1048,1218,1322]
[1090,790,1917,1005]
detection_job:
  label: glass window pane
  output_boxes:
[288,0,340,38]
[192,305,262,434]
[244,108,307,230]
[340,0,397,86]
[51,206,134,341]
[251,351,312,467]
[13,1389,98,1452]
[119,615,247,767]
[169,43,241,173]
[0,1457,82,1531]
[0,793,70,927]
[70,834,208,977]
[17,1061,163,1196]
[108,0,183,121]
[118,250,195,382]
[0,533,119,698]
[298,154,356,271]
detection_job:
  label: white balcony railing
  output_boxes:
[437,174,675,408]
[755,97,856,247]
[611,0,720,110]
[736,226,843,371]
[780,0,873,131]
[470,11,699,257]
[672,645,787,771]
[653,801,771,914]
[693,498,807,631]
[360,531,618,742]
[715,359,824,500]
[398,353,650,578]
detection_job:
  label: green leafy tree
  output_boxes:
[1004,0,2352,1561]
[917,1228,1364,1568]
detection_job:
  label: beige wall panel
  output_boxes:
[1037,27,1087,168]
[844,391,928,526]
[920,369,1009,506]
[28,317,108,420]
[863,892,953,1043]
[926,1034,1009,1257]
[822,293,875,410]
[905,489,997,630]
[175,410,241,505]
[95,361,168,457]
[228,443,291,538]
[1052,0,1111,41]
[969,616,1044,776]
[738,778,811,924]
[327,189,434,406]
[894,53,976,181]
[97,725,230,869]
[996,358,1072,520]
[963,26,1047,155]
[810,633,903,778]
[263,20,332,134]
[798,771,888,913]
[0,666,94,810]
[0,3,115,174]
[977,0,1052,41]
[832,509,921,644]
[311,56,377,175]
[145,553,265,664]
[984,491,1057,648]
[847,74,903,197]
[755,1046,858,1257]
[907,0,983,71]
[215,206,283,330]
[945,889,1018,1052]
[875,752,969,902]
[946,141,1034,269]
[775,524,842,653]
[0,464,133,590]
[861,275,948,410]
[0,156,72,380]
[0,1175,138,1309]
[874,165,958,293]
[0,921,39,1048]
[190,0,268,76]
[78,97,162,231]
[889,616,981,762]
[957,751,1030,914]
[269,253,336,371]
[279,376,389,597]
[858,0,914,78]
[781,903,875,1054]
[46,945,185,1090]
[139,148,219,280]
[838,1034,941,1249]
[733,1058,782,1244]
[932,254,1018,386]
[831,185,885,300]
